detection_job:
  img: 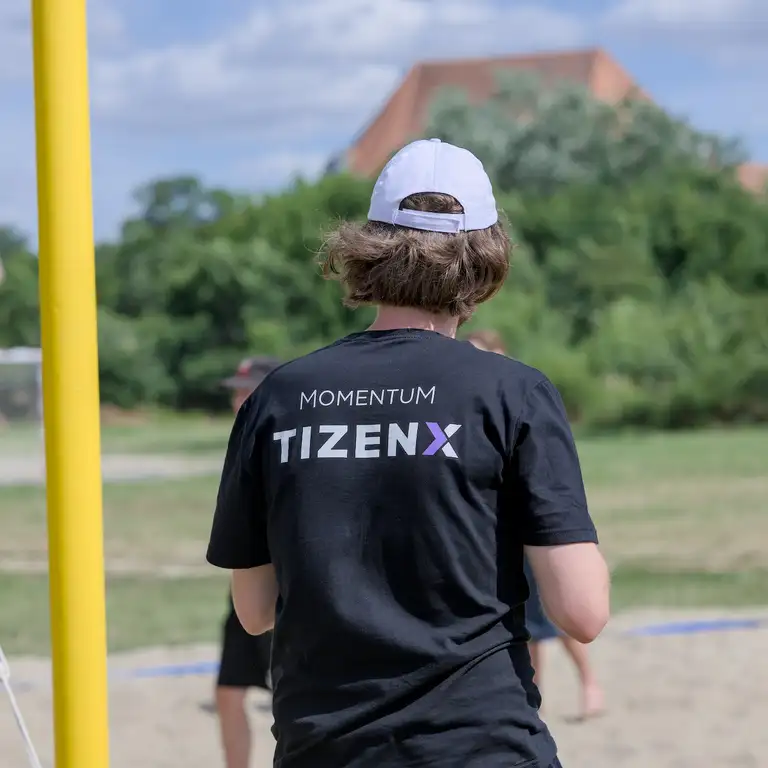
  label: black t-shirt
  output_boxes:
[207,329,598,768]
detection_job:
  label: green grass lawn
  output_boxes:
[2,567,766,657]
[1,475,219,568]
[1,426,766,654]
[0,573,228,655]
[0,411,233,457]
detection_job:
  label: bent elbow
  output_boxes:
[564,602,610,644]
[568,613,608,644]
[238,609,274,636]
[528,542,611,644]
[544,590,610,643]
[231,565,278,636]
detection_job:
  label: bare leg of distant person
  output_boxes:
[559,635,604,719]
[216,685,251,768]
[530,638,604,720]
[529,640,545,690]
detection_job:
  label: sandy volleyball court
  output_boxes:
[2,610,766,768]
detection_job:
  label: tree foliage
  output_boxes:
[426,72,747,195]
[0,228,40,349]
[1,74,766,427]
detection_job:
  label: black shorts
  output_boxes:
[216,595,273,690]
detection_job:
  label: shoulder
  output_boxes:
[256,340,343,391]
[452,342,575,436]
[453,339,549,399]
[242,341,344,419]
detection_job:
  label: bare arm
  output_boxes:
[511,378,610,644]
[207,395,276,632]
[525,542,610,643]
[231,564,279,635]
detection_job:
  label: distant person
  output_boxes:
[216,356,281,768]
[466,329,605,720]
[207,138,609,767]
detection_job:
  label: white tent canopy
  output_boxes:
[0,347,42,364]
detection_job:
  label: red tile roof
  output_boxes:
[342,47,763,194]
[346,48,644,176]
[737,162,768,193]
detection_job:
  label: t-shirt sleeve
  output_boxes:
[206,397,271,569]
[511,378,598,547]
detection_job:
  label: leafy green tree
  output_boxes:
[628,167,768,293]
[427,72,746,195]
[500,186,667,340]
[94,174,375,408]
[0,228,40,347]
[97,309,174,408]
[2,86,766,429]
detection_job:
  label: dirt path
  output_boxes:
[0,454,222,486]
[1,609,766,768]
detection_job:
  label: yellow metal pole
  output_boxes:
[31,1,111,767]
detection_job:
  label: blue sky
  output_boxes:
[2,0,767,242]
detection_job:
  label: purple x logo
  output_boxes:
[423,422,461,458]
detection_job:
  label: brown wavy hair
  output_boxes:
[321,192,510,323]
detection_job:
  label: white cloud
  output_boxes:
[89,2,125,44]
[0,114,37,235]
[0,0,128,235]
[664,78,768,152]
[231,150,328,188]
[607,0,741,25]
[602,0,768,143]
[0,2,32,84]
[0,0,126,85]
[603,0,768,63]
[0,0,585,236]
[4,0,766,241]
[88,0,586,140]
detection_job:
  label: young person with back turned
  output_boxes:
[206,138,610,768]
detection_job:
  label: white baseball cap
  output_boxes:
[367,138,498,234]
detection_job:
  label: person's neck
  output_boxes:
[368,307,459,338]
